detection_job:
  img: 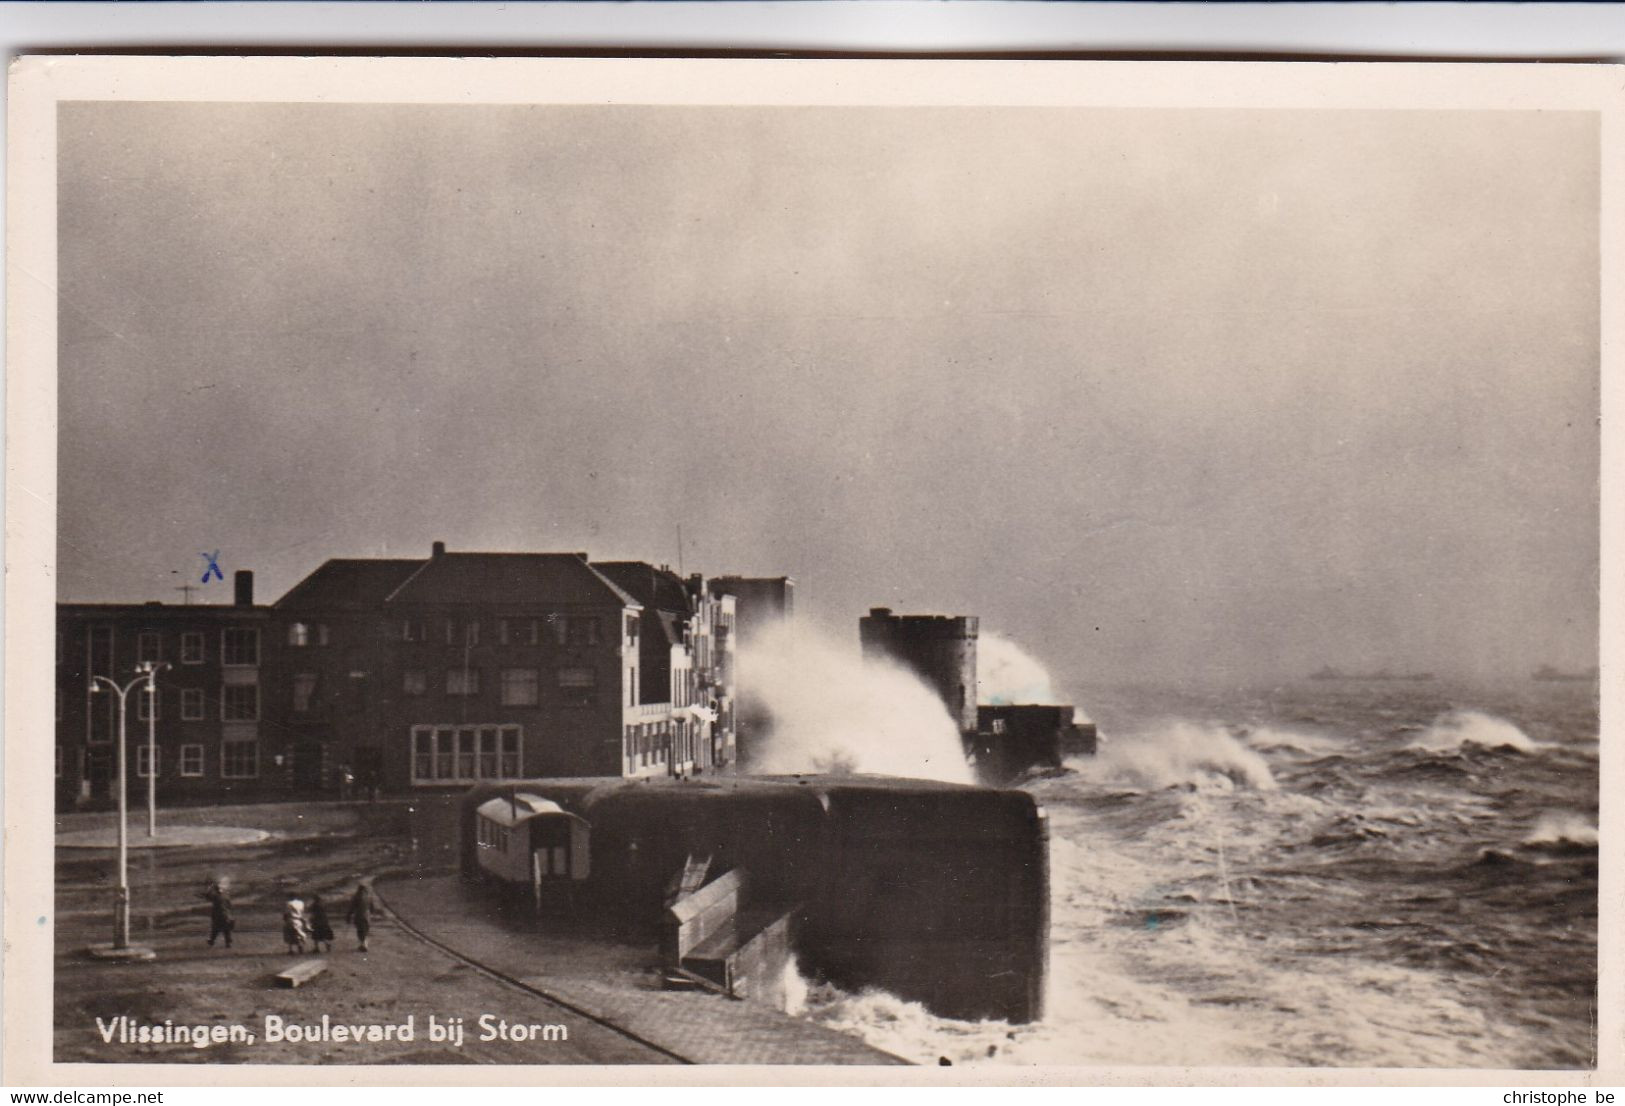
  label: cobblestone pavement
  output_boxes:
[54,831,674,1065]
[379,873,906,1065]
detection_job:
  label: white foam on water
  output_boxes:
[1523,812,1598,848]
[803,762,1545,1068]
[1071,721,1278,792]
[1409,710,1540,753]
[1241,726,1343,756]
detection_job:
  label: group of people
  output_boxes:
[202,881,375,954]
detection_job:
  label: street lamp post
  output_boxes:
[144,662,169,838]
[86,662,162,960]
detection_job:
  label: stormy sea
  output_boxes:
[796,678,1599,1069]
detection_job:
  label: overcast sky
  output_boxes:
[56,102,1599,683]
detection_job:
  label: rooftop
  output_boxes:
[386,551,639,610]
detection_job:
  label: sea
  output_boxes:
[797,678,1600,1069]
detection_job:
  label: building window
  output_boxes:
[222,628,259,667]
[446,668,481,697]
[557,666,596,707]
[221,739,258,779]
[179,744,205,777]
[443,619,480,646]
[292,673,319,714]
[625,614,639,643]
[222,683,259,722]
[288,622,330,646]
[136,685,160,722]
[181,688,205,720]
[136,745,161,778]
[499,618,540,646]
[628,667,638,707]
[138,632,163,663]
[402,620,426,642]
[410,724,521,785]
[87,749,113,782]
[553,616,600,648]
[180,633,205,665]
[403,669,427,696]
[500,668,539,707]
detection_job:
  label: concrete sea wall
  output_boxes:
[458,775,1049,1023]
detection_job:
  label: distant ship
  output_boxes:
[1531,665,1599,683]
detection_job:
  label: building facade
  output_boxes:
[594,563,738,778]
[708,576,793,646]
[55,571,273,806]
[54,545,770,806]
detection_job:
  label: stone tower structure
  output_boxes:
[858,608,980,734]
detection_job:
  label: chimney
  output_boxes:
[432,541,446,558]
[234,570,254,607]
[869,607,892,618]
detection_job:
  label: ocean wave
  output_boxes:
[1238,726,1343,756]
[1072,722,1277,792]
[1408,710,1540,754]
[1522,812,1598,850]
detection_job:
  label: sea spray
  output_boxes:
[1523,812,1598,848]
[979,633,1065,710]
[1409,710,1539,754]
[737,622,974,784]
[801,679,1596,1068]
[1073,721,1277,792]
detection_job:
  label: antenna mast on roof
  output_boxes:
[677,524,684,578]
[174,583,199,605]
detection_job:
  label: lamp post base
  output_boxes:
[85,943,156,962]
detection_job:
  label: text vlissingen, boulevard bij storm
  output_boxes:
[94,1013,566,1050]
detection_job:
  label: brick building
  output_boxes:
[55,571,272,806]
[54,545,773,806]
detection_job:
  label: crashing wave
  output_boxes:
[1073,722,1277,792]
[1408,710,1539,755]
[1238,726,1343,756]
[1522,812,1598,850]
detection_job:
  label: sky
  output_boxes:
[56,102,1600,684]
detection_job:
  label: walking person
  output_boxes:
[201,882,235,949]
[282,894,309,954]
[345,881,375,952]
[307,893,335,954]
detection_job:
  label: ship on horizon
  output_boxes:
[1531,664,1599,682]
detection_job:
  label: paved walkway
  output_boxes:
[379,874,905,1066]
[57,825,271,849]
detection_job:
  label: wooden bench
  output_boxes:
[274,959,328,988]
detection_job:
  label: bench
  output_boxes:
[274,959,328,988]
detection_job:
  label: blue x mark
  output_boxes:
[201,551,223,584]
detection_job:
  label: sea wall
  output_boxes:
[458,775,1049,1023]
